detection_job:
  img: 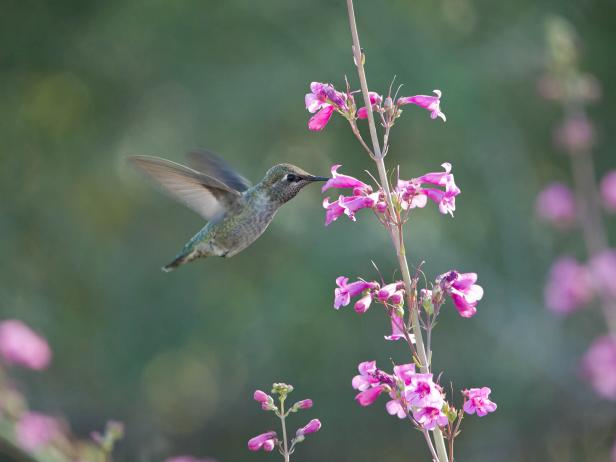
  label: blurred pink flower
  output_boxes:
[334,277,377,310]
[355,384,385,407]
[600,170,616,212]
[554,114,594,154]
[248,431,277,452]
[357,92,382,119]
[535,183,576,228]
[398,90,446,122]
[0,320,51,370]
[581,335,616,401]
[462,387,497,417]
[16,412,61,452]
[438,271,483,318]
[589,249,616,299]
[544,257,594,314]
[412,406,448,430]
[385,399,406,419]
[296,419,321,436]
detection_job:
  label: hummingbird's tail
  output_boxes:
[161,249,205,272]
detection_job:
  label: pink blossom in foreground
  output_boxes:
[334,277,378,309]
[393,363,416,386]
[386,399,407,419]
[590,249,616,299]
[398,90,446,122]
[544,257,594,314]
[554,114,594,154]
[253,390,275,411]
[305,82,349,131]
[601,170,616,212]
[581,336,616,401]
[438,271,483,318]
[357,92,383,119]
[406,374,444,408]
[351,360,380,391]
[248,431,277,452]
[296,419,321,436]
[355,384,385,406]
[16,412,62,452]
[463,387,497,416]
[0,320,51,370]
[412,406,448,430]
[322,165,370,193]
[535,183,576,228]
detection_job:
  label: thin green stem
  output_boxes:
[345,1,449,461]
[279,399,290,462]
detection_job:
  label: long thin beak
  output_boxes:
[304,175,329,182]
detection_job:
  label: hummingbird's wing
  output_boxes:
[186,150,252,192]
[129,155,241,221]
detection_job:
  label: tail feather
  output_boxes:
[161,250,206,272]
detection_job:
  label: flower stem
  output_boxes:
[279,399,290,462]
[345,1,449,461]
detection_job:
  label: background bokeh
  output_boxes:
[1,0,615,460]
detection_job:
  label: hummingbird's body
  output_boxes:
[129,151,327,271]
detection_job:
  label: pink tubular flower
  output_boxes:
[463,387,497,416]
[601,170,616,212]
[581,336,616,401]
[295,399,313,410]
[355,384,385,406]
[398,90,446,122]
[16,412,62,452]
[393,363,416,385]
[406,374,444,408]
[323,197,346,226]
[535,183,576,228]
[296,419,321,436]
[544,257,594,314]
[384,313,409,342]
[396,163,460,216]
[308,105,334,131]
[439,271,483,318]
[334,277,377,310]
[322,165,370,193]
[357,92,382,119]
[248,431,277,452]
[0,320,51,370]
[354,293,373,313]
[253,390,275,411]
[305,82,349,131]
[352,360,379,391]
[412,406,448,430]
[386,399,407,419]
[377,282,402,302]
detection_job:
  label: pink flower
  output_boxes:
[385,399,407,419]
[248,431,277,452]
[463,387,497,416]
[439,271,483,318]
[0,320,51,370]
[357,92,382,119]
[352,360,379,391]
[589,250,616,299]
[554,113,594,154]
[16,412,62,452]
[322,165,370,193]
[544,257,594,314]
[296,419,321,436]
[601,170,616,212]
[412,406,448,430]
[253,390,275,411]
[308,105,335,131]
[535,183,576,228]
[397,163,460,216]
[406,374,444,408]
[323,197,346,226]
[581,336,616,401]
[398,90,446,122]
[305,82,349,131]
[339,193,380,220]
[334,277,377,310]
[354,293,373,313]
[393,363,416,385]
[355,384,385,406]
[295,399,313,409]
[384,313,408,342]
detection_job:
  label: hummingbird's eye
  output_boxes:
[286,173,299,182]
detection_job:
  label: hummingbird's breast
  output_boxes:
[209,189,279,257]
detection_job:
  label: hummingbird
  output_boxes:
[129,150,328,271]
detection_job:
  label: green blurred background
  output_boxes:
[1,0,615,460]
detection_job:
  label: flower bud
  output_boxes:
[296,419,322,437]
[272,383,294,399]
[290,399,313,412]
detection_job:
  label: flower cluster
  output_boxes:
[322,163,460,226]
[352,361,496,431]
[248,383,321,458]
[305,82,446,131]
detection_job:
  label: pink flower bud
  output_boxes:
[296,399,313,410]
[581,335,616,401]
[355,385,384,406]
[0,320,52,370]
[354,293,373,313]
[253,390,269,403]
[389,290,404,305]
[296,419,321,436]
[248,431,277,452]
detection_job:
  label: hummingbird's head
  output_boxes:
[262,164,328,203]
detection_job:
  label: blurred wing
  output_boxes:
[186,149,252,192]
[129,155,241,221]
